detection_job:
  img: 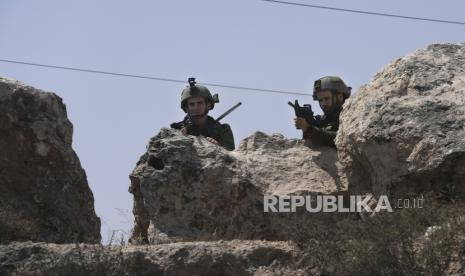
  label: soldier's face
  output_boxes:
[316,90,343,113]
[316,90,334,113]
[316,90,342,113]
[186,97,209,117]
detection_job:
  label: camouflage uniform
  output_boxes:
[171,116,235,151]
[303,106,342,148]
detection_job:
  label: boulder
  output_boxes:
[336,44,465,199]
[129,129,347,244]
[0,77,101,243]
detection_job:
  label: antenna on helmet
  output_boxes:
[188,77,196,88]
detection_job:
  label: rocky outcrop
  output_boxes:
[0,241,306,276]
[129,130,347,244]
[3,43,465,275]
[336,44,465,200]
[0,77,101,244]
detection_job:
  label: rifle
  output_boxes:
[184,114,199,135]
[170,116,198,133]
[288,100,317,128]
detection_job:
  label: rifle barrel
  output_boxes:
[216,102,242,122]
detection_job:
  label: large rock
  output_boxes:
[0,77,101,244]
[336,44,465,199]
[0,241,306,276]
[129,129,347,244]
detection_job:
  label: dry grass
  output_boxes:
[293,197,465,275]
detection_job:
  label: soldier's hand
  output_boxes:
[294,117,310,132]
[181,127,187,135]
[205,137,219,145]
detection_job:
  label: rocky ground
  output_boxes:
[0,240,306,276]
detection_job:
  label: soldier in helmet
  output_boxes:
[294,76,351,148]
[171,78,235,151]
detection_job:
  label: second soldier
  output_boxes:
[171,78,235,151]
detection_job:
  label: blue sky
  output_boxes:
[1,0,464,243]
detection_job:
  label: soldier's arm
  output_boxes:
[303,126,337,148]
[219,123,235,151]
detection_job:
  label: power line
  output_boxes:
[0,58,309,97]
[261,0,465,26]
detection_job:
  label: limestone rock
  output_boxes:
[129,129,347,244]
[336,44,465,199]
[0,77,101,243]
[0,241,306,276]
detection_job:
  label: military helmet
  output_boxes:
[313,76,351,100]
[180,78,219,112]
